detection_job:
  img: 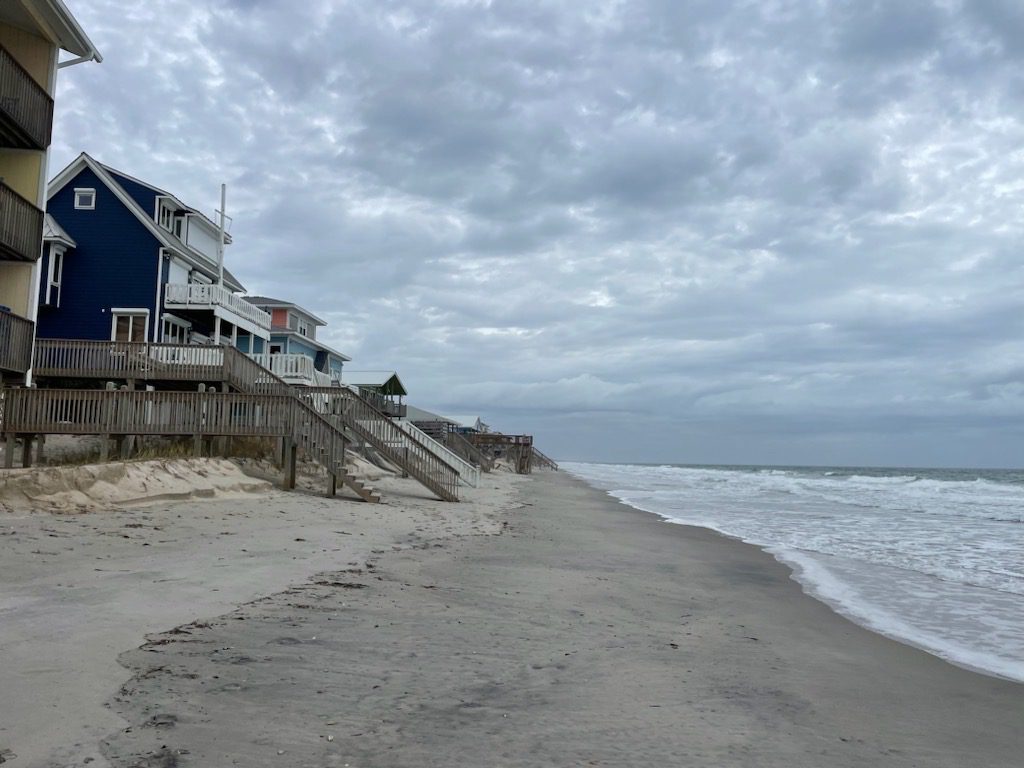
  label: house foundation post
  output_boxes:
[4,433,15,469]
[35,434,45,465]
[20,435,33,469]
[281,440,297,490]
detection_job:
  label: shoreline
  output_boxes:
[563,463,1024,686]
[577,484,1024,685]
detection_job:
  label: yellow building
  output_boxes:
[0,0,99,385]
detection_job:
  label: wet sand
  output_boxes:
[97,471,1021,767]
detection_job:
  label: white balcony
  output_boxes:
[164,283,271,339]
[249,353,337,387]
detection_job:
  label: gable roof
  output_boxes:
[47,153,245,292]
[245,296,327,326]
[42,213,75,247]
[405,405,458,424]
[340,370,407,397]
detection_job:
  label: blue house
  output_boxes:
[243,296,350,387]
[37,153,271,350]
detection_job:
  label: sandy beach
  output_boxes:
[2,467,1021,767]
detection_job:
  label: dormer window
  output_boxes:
[159,203,174,230]
[74,188,95,209]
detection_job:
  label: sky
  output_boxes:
[50,0,1024,467]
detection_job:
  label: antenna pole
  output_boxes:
[217,183,226,287]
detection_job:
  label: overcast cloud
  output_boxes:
[51,0,1024,466]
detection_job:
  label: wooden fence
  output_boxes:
[2,387,293,437]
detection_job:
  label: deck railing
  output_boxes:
[247,353,327,385]
[0,310,34,376]
[0,179,44,262]
[0,43,54,150]
[164,283,272,331]
[34,339,227,382]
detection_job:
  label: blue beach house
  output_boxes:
[242,296,350,387]
[37,153,271,349]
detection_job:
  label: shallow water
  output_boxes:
[564,462,1024,682]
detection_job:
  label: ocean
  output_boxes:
[563,462,1024,683]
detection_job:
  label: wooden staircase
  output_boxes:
[336,470,381,503]
[532,447,559,471]
[223,349,460,502]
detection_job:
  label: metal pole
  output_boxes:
[217,183,226,288]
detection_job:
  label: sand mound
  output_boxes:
[0,458,273,513]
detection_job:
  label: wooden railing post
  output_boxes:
[194,384,205,457]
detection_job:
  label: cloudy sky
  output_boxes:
[51,0,1024,467]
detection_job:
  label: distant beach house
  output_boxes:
[340,370,407,417]
[37,153,271,349]
[0,2,100,385]
[242,296,350,387]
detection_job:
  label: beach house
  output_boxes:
[242,296,350,387]
[37,153,271,349]
[0,0,100,386]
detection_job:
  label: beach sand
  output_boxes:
[2,469,1021,766]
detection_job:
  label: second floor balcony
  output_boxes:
[164,283,272,338]
[0,43,54,151]
[0,308,34,377]
[0,179,43,262]
[248,352,338,388]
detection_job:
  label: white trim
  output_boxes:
[160,313,192,344]
[110,309,150,343]
[73,187,95,209]
[155,249,166,342]
[45,244,65,306]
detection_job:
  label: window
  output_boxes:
[287,312,299,330]
[111,311,148,343]
[46,247,64,306]
[159,204,174,230]
[74,188,95,209]
[297,320,309,337]
[269,344,283,355]
[173,218,184,238]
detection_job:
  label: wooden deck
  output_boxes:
[468,433,535,474]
